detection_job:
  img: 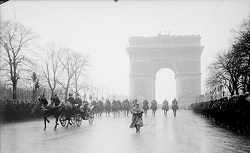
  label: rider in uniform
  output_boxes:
[172,98,178,106]
[150,99,158,109]
[162,99,169,113]
[67,93,75,112]
[68,93,74,104]
[82,100,89,119]
[74,93,82,111]
[130,101,143,133]
[51,94,61,108]
[163,99,168,105]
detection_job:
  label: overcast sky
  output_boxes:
[1,0,250,101]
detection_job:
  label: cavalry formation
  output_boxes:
[34,93,179,131]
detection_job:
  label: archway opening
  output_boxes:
[155,68,176,104]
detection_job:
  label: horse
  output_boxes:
[91,100,98,116]
[111,100,119,116]
[142,100,149,116]
[122,99,130,116]
[172,99,178,117]
[116,100,122,116]
[162,100,169,116]
[104,100,111,116]
[150,100,157,116]
[35,95,62,130]
[96,100,104,116]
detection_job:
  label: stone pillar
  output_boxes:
[129,74,155,103]
[176,73,201,107]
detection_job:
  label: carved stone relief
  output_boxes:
[180,79,197,96]
[180,61,199,72]
[134,80,147,98]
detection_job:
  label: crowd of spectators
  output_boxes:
[191,93,250,135]
[0,99,43,122]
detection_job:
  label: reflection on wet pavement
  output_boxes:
[1,110,250,153]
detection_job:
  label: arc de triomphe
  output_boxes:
[127,34,204,106]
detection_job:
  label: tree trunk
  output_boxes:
[13,82,17,100]
[233,81,238,95]
[64,81,70,102]
[51,90,54,98]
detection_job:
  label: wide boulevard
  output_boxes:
[1,110,250,153]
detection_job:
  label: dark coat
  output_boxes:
[68,97,75,104]
[130,106,143,128]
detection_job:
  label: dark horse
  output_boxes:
[111,100,119,116]
[172,99,178,117]
[35,95,62,130]
[150,100,157,116]
[122,99,130,116]
[104,100,111,116]
[162,100,169,116]
[142,100,149,116]
[96,100,104,116]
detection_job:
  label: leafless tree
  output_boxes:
[0,21,38,99]
[82,82,91,101]
[206,50,241,96]
[38,43,64,97]
[58,48,89,102]
[232,16,250,93]
[69,55,90,98]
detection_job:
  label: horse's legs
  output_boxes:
[44,114,50,123]
[66,119,71,127]
[43,117,47,130]
[54,115,59,131]
[66,115,71,127]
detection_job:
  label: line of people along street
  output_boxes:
[1,93,179,133]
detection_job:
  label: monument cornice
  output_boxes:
[127,46,204,53]
[128,34,202,48]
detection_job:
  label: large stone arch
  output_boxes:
[127,34,204,106]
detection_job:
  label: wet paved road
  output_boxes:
[1,110,250,153]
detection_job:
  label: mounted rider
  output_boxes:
[172,98,178,109]
[162,99,169,114]
[150,99,157,109]
[162,99,169,109]
[39,94,49,109]
[81,100,89,120]
[143,99,149,109]
[172,98,178,105]
[163,99,169,105]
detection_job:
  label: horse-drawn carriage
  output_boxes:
[59,103,95,127]
[36,95,95,130]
